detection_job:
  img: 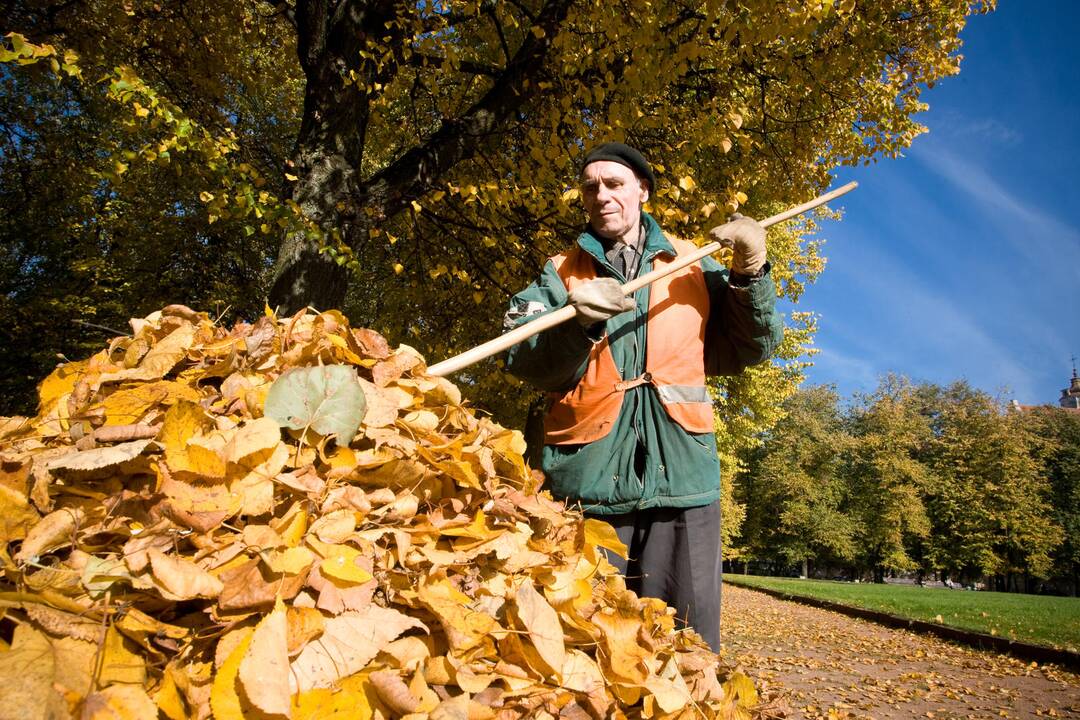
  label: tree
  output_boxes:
[844,376,933,582]
[736,385,856,573]
[1025,406,1080,594]
[919,382,1062,590]
[2,0,992,429]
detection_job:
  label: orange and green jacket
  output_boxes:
[504,212,783,515]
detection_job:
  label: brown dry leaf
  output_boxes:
[288,605,427,693]
[417,578,499,654]
[47,439,153,473]
[592,608,650,686]
[148,548,224,600]
[370,669,420,715]
[372,351,421,387]
[358,378,402,429]
[239,600,291,716]
[129,321,197,381]
[218,558,305,611]
[285,607,325,655]
[14,506,85,562]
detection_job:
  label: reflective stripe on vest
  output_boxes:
[543,236,714,445]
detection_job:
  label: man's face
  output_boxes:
[579,160,648,243]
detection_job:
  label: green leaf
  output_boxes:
[264,365,366,444]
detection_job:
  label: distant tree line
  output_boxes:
[731,377,1080,595]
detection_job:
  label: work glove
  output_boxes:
[567,278,635,327]
[707,213,767,276]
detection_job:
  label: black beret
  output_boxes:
[581,142,656,190]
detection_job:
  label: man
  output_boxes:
[503,142,782,651]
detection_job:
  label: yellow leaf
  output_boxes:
[134,322,196,380]
[592,609,650,685]
[265,546,316,574]
[82,685,158,720]
[155,666,188,720]
[678,176,697,191]
[15,506,85,562]
[293,673,374,719]
[308,538,373,585]
[584,518,628,559]
[224,416,282,464]
[210,629,253,720]
[37,360,88,410]
[440,510,499,541]
[416,578,496,653]
[723,671,759,708]
[320,553,374,584]
[160,400,227,478]
[0,624,96,718]
[514,581,566,676]
[97,624,146,685]
[94,381,173,425]
[0,482,40,545]
[199,191,214,202]
[285,173,298,181]
[239,600,291,716]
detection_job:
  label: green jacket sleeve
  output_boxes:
[701,257,784,376]
[503,259,597,393]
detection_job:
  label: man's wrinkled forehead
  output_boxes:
[578,160,642,188]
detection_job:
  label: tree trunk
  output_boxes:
[266,0,574,314]
[267,0,383,314]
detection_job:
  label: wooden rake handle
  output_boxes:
[427,181,857,377]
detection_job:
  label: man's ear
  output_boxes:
[639,180,650,204]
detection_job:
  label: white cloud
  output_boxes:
[931,111,1023,146]
[811,236,1041,402]
[910,140,1080,279]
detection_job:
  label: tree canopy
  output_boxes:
[3,0,991,427]
[735,379,1073,593]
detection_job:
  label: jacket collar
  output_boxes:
[575,212,674,269]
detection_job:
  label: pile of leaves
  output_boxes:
[0,305,759,719]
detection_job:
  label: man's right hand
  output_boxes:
[567,278,635,326]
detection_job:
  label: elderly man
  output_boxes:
[503,142,782,651]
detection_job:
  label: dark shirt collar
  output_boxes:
[577,212,675,266]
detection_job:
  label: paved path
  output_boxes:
[719,584,1080,719]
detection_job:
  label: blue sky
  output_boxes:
[793,0,1080,406]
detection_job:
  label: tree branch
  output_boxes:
[349,0,574,224]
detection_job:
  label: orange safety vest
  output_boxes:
[544,236,715,445]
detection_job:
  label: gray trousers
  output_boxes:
[591,501,722,652]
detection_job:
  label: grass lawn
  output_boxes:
[725,574,1080,652]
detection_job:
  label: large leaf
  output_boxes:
[264,365,366,445]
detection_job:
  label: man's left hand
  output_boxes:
[707,214,766,276]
